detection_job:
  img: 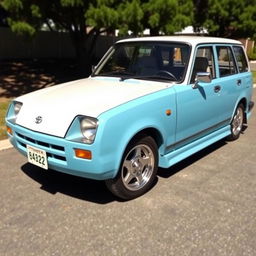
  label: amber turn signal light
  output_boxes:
[166,109,172,116]
[74,149,92,160]
[7,126,12,135]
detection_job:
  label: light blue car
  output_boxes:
[6,36,254,200]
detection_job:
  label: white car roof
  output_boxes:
[117,36,242,46]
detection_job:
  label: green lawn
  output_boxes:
[253,71,256,84]
[0,101,10,140]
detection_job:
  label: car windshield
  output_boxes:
[93,41,190,82]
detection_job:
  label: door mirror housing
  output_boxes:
[192,72,212,89]
[91,65,96,74]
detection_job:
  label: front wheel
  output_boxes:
[105,135,158,200]
[226,104,245,141]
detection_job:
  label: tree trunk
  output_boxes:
[70,31,100,77]
[150,27,159,36]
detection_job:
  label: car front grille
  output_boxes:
[16,132,67,162]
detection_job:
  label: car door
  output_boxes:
[173,45,231,149]
[212,45,242,121]
[232,45,252,92]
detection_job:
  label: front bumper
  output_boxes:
[6,121,117,180]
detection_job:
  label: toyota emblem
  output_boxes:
[35,116,43,124]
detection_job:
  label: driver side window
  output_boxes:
[190,46,215,83]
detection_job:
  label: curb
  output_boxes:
[0,139,13,151]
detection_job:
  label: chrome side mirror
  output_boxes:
[91,65,96,73]
[192,72,212,89]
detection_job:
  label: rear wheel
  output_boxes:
[105,135,158,200]
[226,104,245,141]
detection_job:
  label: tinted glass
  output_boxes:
[190,46,215,83]
[233,46,248,72]
[216,46,237,77]
[94,42,190,82]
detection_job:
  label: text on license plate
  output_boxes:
[27,145,48,170]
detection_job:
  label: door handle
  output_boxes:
[214,85,221,93]
[237,79,242,86]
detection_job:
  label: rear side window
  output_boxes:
[233,46,249,72]
[216,46,237,77]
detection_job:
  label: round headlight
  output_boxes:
[80,117,98,144]
[14,102,23,116]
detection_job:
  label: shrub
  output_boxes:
[248,47,256,60]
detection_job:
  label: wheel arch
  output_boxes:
[237,97,247,123]
[113,127,164,179]
[130,127,164,149]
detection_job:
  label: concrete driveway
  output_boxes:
[0,89,255,256]
[250,61,256,71]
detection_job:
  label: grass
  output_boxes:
[252,71,256,84]
[0,101,10,140]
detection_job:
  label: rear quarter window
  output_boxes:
[233,46,249,73]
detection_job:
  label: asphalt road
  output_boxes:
[0,90,256,256]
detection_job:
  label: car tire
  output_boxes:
[105,135,158,200]
[226,104,245,141]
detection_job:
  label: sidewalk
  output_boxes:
[250,61,256,71]
[0,139,12,151]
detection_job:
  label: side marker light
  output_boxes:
[7,126,13,135]
[166,109,172,116]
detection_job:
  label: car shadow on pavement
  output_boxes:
[157,139,227,178]
[20,139,226,203]
[21,163,118,204]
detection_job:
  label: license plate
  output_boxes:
[27,145,48,170]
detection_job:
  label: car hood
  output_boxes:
[15,77,169,137]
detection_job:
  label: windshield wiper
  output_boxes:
[96,71,134,77]
[94,71,177,82]
[120,74,177,82]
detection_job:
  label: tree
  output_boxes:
[117,0,144,36]
[0,0,117,74]
[143,0,194,35]
[1,0,148,74]
[236,2,256,39]
[0,5,8,27]
[200,0,256,38]
[2,0,256,77]
[192,0,208,33]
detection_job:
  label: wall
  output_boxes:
[2,27,254,61]
[238,38,255,53]
[0,27,119,60]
